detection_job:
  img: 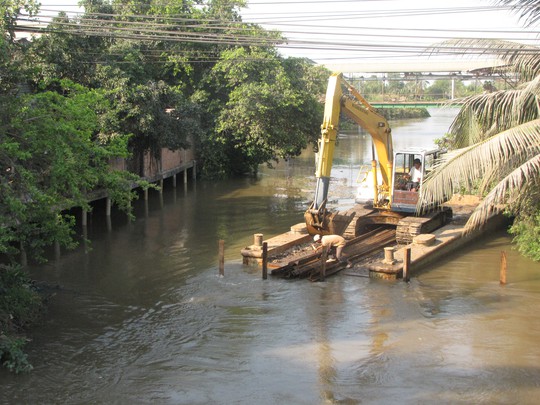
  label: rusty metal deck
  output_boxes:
[270,228,396,281]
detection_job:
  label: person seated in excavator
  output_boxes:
[406,158,423,192]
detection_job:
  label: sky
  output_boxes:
[240,0,539,63]
[33,0,540,68]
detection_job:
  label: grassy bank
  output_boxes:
[341,107,430,131]
[379,107,431,120]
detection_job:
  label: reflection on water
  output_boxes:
[2,108,540,404]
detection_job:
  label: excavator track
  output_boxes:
[395,207,453,244]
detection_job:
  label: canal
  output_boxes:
[2,108,540,404]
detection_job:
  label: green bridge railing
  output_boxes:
[370,101,463,108]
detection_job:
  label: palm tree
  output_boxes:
[419,0,540,260]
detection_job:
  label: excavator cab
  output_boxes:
[391,148,441,213]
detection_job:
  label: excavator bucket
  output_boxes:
[304,204,355,236]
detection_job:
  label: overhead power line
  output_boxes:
[14,2,540,64]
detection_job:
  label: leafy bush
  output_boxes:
[509,211,540,261]
[0,264,42,373]
[0,335,32,373]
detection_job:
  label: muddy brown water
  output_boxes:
[2,108,540,404]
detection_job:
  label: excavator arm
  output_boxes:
[305,73,394,235]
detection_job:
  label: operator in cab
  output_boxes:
[407,158,423,192]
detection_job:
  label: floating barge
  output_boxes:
[241,195,507,281]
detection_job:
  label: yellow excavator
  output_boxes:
[304,72,452,243]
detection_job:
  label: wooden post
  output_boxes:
[83,226,89,254]
[262,242,268,280]
[403,247,411,282]
[184,168,188,184]
[218,239,225,276]
[320,245,329,282]
[105,197,111,216]
[54,241,61,260]
[159,178,164,194]
[500,251,507,285]
[172,173,177,188]
[144,188,149,201]
[82,208,88,227]
[20,241,27,267]
[192,163,197,180]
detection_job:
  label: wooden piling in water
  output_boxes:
[54,241,61,260]
[403,247,411,282]
[219,239,225,276]
[105,197,111,216]
[320,246,329,281]
[20,242,27,267]
[262,242,268,280]
[82,208,88,227]
[500,251,507,285]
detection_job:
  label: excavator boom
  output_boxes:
[305,73,393,235]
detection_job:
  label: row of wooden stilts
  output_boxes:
[81,163,196,226]
[19,162,196,266]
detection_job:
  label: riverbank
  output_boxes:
[0,265,43,373]
[380,107,431,120]
[340,107,430,130]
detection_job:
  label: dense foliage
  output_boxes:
[195,47,328,176]
[421,0,540,261]
[0,0,329,263]
[0,264,41,373]
[0,0,328,372]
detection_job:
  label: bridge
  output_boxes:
[321,58,508,103]
[369,101,463,108]
[322,58,506,78]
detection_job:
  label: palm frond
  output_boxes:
[517,75,540,118]
[446,107,484,147]
[466,154,540,229]
[478,146,537,194]
[496,0,540,28]
[449,76,540,145]
[450,89,525,144]
[428,39,540,80]
[419,119,540,208]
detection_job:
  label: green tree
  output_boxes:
[27,10,113,89]
[421,1,540,260]
[425,79,452,100]
[0,80,139,262]
[1,0,40,93]
[104,80,201,176]
[195,47,327,177]
[386,73,405,98]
